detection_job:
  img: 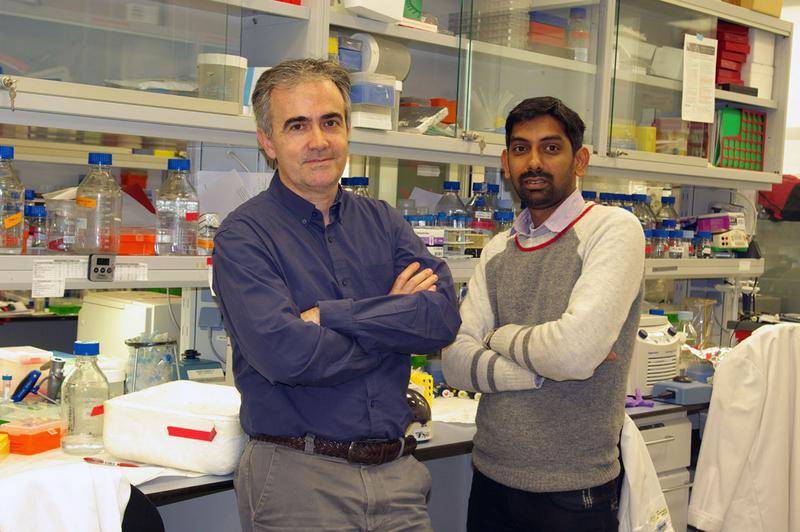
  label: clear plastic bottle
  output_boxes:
[682,230,695,258]
[74,153,122,254]
[351,177,372,198]
[632,194,657,230]
[696,231,713,259]
[656,196,679,226]
[668,230,684,258]
[24,204,48,254]
[493,210,514,234]
[2,375,11,403]
[61,341,109,455]
[156,158,199,256]
[197,212,220,257]
[568,7,590,62]
[436,181,467,228]
[0,146,24,255]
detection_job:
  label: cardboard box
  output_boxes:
[739,0,783,18]
[747,29,776,65]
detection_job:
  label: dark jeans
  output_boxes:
[467,469,620,532]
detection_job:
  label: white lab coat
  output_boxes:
[618,414,674,532]
[689,323,800,532]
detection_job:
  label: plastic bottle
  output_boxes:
[682,230,695,258]
[696,231,713,259]
[631,194,657,230]
[341,177,355,193]
[567,7,590,62]
[74,153,122,254]
[0,146,24,255]
[668,230,684,259]
[582,190,597,202]
[197,212,220,257]
[24,203,48,254]
[1,375,11,403]
[493,210,514,234]
[351,177,372,198]
[61,341,109,455]
[436,181,467,228]
[156,158,199,256]
[656,196,679,226]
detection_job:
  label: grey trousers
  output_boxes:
[234,439,434,532]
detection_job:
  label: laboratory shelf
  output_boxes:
[644,258,764,279]
[214,0,311,20]
[714,89,778,110]
[349,129,502,167]
[329,12,462,52]
[666,0,792,36]
[469,41,597,75]
[0,256,209,291]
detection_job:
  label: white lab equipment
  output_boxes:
[627,314,681,395]
[77,291,180,364]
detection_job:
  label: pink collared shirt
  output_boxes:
[511,188,588,239]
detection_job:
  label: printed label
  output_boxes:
[186,368,225,381]
[185,212,199,222]
[76,196,97,209]
[198,238,214,250]
[3,211,22,229]
[90,405,104,417]
[474,211,492,220]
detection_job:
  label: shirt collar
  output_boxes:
[511,188,586,237]
[268,171,344,226]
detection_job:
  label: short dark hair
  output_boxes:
[505,97,585,153]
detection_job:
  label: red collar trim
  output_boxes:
[514,203,596,252]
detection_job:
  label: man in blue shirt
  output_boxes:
[213,58,461,531]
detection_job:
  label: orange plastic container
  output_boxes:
[119,227,156,256]
[0,418,62,455]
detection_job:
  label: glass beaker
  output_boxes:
[45,198,77,253]
[124,337,179,393]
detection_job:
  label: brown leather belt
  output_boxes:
[252,434,417,465]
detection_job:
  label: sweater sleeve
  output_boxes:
[442,234,543,393]
[489,209,645,381]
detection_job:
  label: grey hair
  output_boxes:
[251,58,352,137]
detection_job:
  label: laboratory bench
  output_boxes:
[144,402,707,532]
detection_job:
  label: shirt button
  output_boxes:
[302,219,308,225]
[312,212,318,218]
[370,400,376,408]
[327,236,333,244]
[342,279,348,287]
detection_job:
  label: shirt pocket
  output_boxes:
[361,260,395,296]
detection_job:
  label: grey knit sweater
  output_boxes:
[442,202,644,492]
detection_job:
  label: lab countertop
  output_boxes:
[141,401,708,506]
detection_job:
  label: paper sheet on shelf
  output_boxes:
[432,397,479,424]
[197,170,274,224]
[682,34,718,124]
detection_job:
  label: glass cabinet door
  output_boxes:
[459,0,600,146]
[609,0,715,163]
[328,0,467,138]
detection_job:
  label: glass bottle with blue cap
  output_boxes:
[156,158,199,256]
[74,153,122,254]
[0,146,24,255]
[61,341,109,455]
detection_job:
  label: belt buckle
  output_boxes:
[346,440,361,463]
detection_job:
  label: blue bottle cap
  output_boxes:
[669,230,683,238]
[698,231,713,239]
[24,205,46,218]
[351,177,369,186]
[654,229,669,238]
[570,7,587,17]
[443,181,460,191]
[661,196,675,204]
[662,219,677,229]
[493,210,514,222]
[644,229,653,237]
[471,183,484,192]
[167,158,190,171]
[0,146,14,160]
[632,193,648,202]
[88,152,113,166]
[581,190,597,200]
[73,341,100,356]
[649,309,665,315]
[487,184,500,194]
[341,177,352,186]
[2,375,11,381]
[24,189,35,201]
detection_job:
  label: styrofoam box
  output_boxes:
[344,0,403,23]
[103,381,245,475]
[742,62,774,99]
[747,29,775,66]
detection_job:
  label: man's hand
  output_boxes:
[389,262,438,295]
[300,306,320,325]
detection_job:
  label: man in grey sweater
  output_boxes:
[442,97,645,531]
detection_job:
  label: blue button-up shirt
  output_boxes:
[213,175,461,441]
